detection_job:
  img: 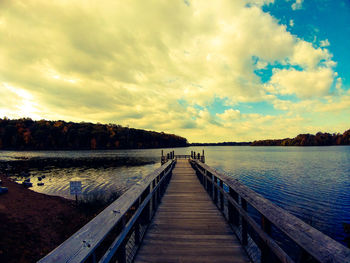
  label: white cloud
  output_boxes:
[268,67,334,98]
[320,39,330,47]
[291,0,303,10]
[256,60,268,69]
[318,91,350,113]
[217,109,241,121]
[290,41,332,69]
[0,0,344,142]
[246,0,275,6]
[335,77,342,92]
[289,19,294,27]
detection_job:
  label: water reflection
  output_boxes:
[0,149,161,199]
[1,146,349,246]
[201,146,350,247]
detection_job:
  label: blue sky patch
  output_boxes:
[263,0,350,90]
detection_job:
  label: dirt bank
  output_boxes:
[0,174,97,263]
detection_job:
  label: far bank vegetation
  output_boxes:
[252,129,350,146]
[0,118,188,150]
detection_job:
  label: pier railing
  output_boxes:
[39,158,176,263]
[191,159,350,263]
[161,150,205,164]
[174,154,191,159]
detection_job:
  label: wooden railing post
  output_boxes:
[134,219,140,245]
[152,180,157,213]
[219,180,224,211]
[134,197,141,246]
[205,170,209,190]
[261,215,273,263]
[241,198,248,246]
[208,173,213,197]
[202,168,206,184]
[142,186,151,225]
[213,176,218,204]
[157,175,161,203]
[201,168,205,185]
[116,217,126,263]
[298,248,312,263]
[161,150,165,165]
[228,188,239,227]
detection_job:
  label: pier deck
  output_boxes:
[39,152,350,263]
[134,159,249,263]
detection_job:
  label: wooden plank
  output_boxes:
[135,255,247,263]
[193,160,350,263]
[39,161,175,263]
[144,233,239,241]
[138,247,245,255]
[134,159,249,263]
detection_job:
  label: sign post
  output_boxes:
[70,181,82,205]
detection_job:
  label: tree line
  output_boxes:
[190,142,251,146]
[251,130,350,146]
[0,118,188,150]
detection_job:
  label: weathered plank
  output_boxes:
[39,161,174,263]
[193,160,350,263]
[134,159,249,263]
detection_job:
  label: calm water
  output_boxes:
[1,146,349,246]
[0,149,162,199]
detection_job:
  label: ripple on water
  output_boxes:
[1,147,350,246]
[205,146,350,246]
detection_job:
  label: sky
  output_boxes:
[0,0,349,142]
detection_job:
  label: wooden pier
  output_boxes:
[39,151,350,263]
[134,159,249,263]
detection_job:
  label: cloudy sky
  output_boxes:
[1,0,349,142]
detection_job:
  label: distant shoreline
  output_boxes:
[189,142,251,146]
[1,118,349,149]
[251,129,350,146]
[0,118,187,150]
[2,143,350,151]
[192,129,350,147]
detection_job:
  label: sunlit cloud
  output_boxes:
[320,39,330,47]
[0,0,348,142]
[291,0,303,10]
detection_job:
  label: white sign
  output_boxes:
[70,181,82,195]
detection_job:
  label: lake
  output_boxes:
[1,146,349,247]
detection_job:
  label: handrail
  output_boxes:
[39,159,176,263]
[191,159,350,263]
